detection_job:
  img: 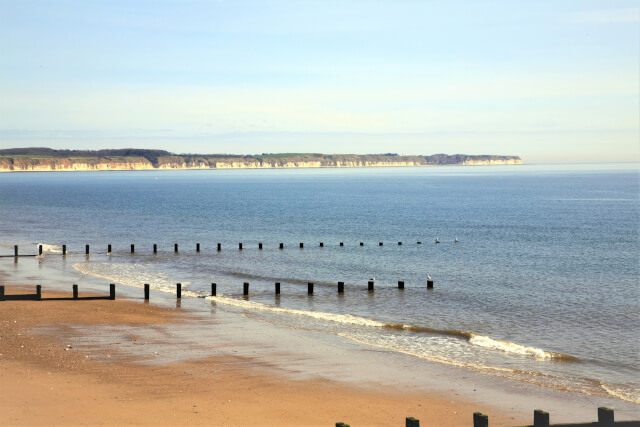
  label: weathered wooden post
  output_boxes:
[109,284,115,300]
[132,244,136,253]
[279,243,284,249]
[0,285,5,301]
[338,281,344,293]
[85,244,90,255]
[211,283,217,296]
[417,241,422,244]
[533,409,549,427]
[319,242,324,247]
[153,244,157,253]
[36,285,41,301]
[368,281,374,292]
[259,243,263,249]
[299,242,304,248]
[73,284,79,300]
[14,245,18,257]
[107,244,112,253]
[243,282,249,295]
[176,283,182,299]
[62,244,67,255]
[308,283,313,294]
[275,282,280,295]
[39,245,43,255]
[239,243,243,250]
[379,242,383,246]
[473,412,488,427]
[406,417,419,427]
[217,243,221,251]
[598,407,614,426]
[340,242,344,246]
[196,243,200,252]
[398,242,402,245]
[360,242,364,246]
[427,280,434,289]
[144,284,150,300]
[174,243,179,252]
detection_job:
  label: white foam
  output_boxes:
[38,243,63,254]
[208,295,387,327]
[469,334,554,360]
[73,262,190,293]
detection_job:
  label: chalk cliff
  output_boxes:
[0,151,523,172]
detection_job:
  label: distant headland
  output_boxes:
[0,148,523,172]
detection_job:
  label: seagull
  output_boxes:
[454,237,459,243]
[435,237,440,244]
[369,276,375,281]
[427,274,432,281]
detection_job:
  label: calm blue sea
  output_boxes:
[1,163,638,403]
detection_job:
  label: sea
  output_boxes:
[0,163,638,404]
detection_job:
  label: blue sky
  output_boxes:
[0,0,638,162]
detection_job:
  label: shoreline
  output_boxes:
[0,285,523,426]
[2,255,640,425]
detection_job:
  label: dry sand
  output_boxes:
[0,285,524,426]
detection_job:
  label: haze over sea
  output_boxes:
[1,163,638,404]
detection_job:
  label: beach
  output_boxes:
[0,284,527,426]
[1,165,638,425]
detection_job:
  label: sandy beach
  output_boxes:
[0,284,530,426]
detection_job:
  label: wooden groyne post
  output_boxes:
[217,243,221,251]
[243,282,249,296]
[259,243,263,249]
[196,243,200,252]
[109,284,115,300]
[368,281,374,292]
[398,280,404,289]
[338,281,344,293]
[427,280,434,289]
[0,285,4,301]
[14,245,18,257]
[340,242,344,246]
[308,282,313,295]
[360,242,364,246]
[62,245,67,255]
[144,284,150,300]
[239,243,243,250]
[38,245,43,255]
[275,282,280,295]
[211,283,216,296]
[107,244,112,253]
[73,284,79,300]
[132,244,136,253]
[406,417,419,427]
[279,243,284,249]
[533,410,549,427]
[473,412,488,427]
[36,285,41,300]
[174,243,179,252]
[398,241,402,245]
[85,245,90,255]
[153,244,157,253]
[379,242,383,246]
[176,283,182,298]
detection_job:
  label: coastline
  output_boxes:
[2,257,639,426]
[0,285,521,426]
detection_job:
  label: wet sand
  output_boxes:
[0,285,525,426]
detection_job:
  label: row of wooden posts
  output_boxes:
[7,240,440,257]
[0,278,434,302]
[337,407,631,427]
[0,284,115,301]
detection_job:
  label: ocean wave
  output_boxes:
[468,334,575,361]
[38,243,63,254]
[208,295,387,327]
[73,262,190,293]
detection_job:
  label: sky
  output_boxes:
[0,0,638,163]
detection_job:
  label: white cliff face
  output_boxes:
[0,156,523,172]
